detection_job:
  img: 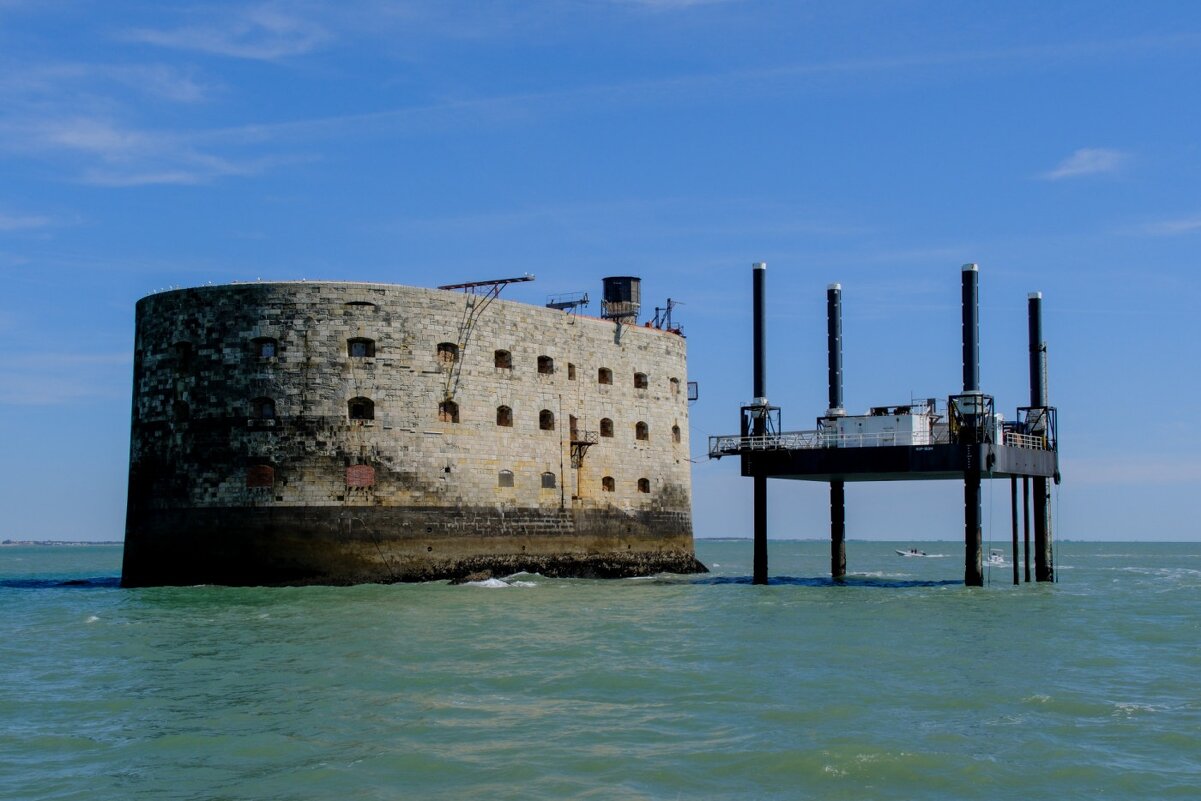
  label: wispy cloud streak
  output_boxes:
[1040,147,1126,180]
[125,5,332,61]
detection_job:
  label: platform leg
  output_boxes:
[965,473,983,586]
[831,480,846,580]
[753,474,768,585]
[1034,476,1054,582]
[1010,476,1019,586]
[1022,477,1031,583]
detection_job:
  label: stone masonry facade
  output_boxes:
[122,281,703,586]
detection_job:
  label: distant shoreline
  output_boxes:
[1,540,123,547]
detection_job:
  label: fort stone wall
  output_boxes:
[122,281,702,585]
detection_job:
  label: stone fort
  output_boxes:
[121,278,703,586]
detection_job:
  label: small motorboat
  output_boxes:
[987,549,1007,566]
[895,548,927,557]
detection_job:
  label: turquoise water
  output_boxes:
[2,540,1199,800]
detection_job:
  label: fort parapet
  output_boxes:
[121,280,702,586]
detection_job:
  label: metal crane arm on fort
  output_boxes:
[438,274,536,401]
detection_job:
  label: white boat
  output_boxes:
[896,548,927,557]
[987,549,1007,566]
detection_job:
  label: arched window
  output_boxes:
[635,421,649,441]
[439,399,459,423]
[348,338,375,358]
[670,377,681,395]
[598,367,613,385]
[246,464,275,489]
[601,476,615,492]
[541,472,556,489]
[672,424,681,443]
[637,478,650,493]
[567,363,577,380]
[634,372,648,389]
[252,397,276,419]
[344,300,377,311]
[538,355,554,374]
[498,469,514,488]
[437,342,459,365]
[496,405,513,427]
[494,349,512,369]
[600,418,614,438]
[348,397,374,421]
[539,409,555,431]
[252,337,277,358]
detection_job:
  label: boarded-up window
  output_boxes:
[635,421,649,441]
[496,405,512,427]
[494,349,512,369]
[498,470,514,487]
[348,397,374,420]
[439,400,459,423]
[601,476,615,492]
[672,424,681,443]
[539,409,555,431]
[598,367,612,385]
[252,397,276,419]
[569,415,579,438]
[637,478,650,493]
[541,472,556,489]
[634,372,648,389]
[348,338,375,357]
[246,464,274,488]
[538,355,554,374]
[346,464,375,487]
[437,342,459,365]
[600,418,614,438]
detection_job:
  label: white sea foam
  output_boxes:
[464,578,512,588]
[85,615,99,623]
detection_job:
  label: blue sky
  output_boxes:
[1,1,1199,542]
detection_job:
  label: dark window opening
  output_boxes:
[635,421,649,441]
[602,476,615,492]
[253,337,277,359]
[498,470,514,488]
[567,363,577,380]
[538,355,554,374]
[637,478,650,494]
[600,418,614,438]
[496,405,513,427]
[348,338,376,358]
[344,301,377,310]
[541,472,556,489]
[598,367,612,385]
[437,342,459,365]
[252,397,276,420]
[348,397,374,421]
[173,341,193,372]
[539,409,555,431]
[672,424,681,443]
[670,377,681,395]
[494,349,512,369]
[634,372,648,389]
[439,400,460,423]
[173,400,190,422]
[569,415,579,438]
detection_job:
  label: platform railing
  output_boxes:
[710,425,1055,458]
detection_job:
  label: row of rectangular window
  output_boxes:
[174,339,680,393]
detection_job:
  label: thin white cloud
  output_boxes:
[1040,147,1127,180]
[1137,215,1201,236]
[0,212,51,231]
[126,5,332,61]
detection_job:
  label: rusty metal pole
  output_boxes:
[752,262,769,585]
[827,283,846,580]
[962,264,983,587]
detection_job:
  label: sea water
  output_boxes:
[2,540,1199,800]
